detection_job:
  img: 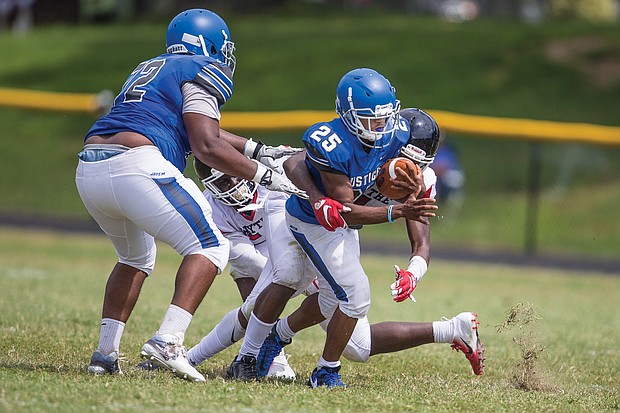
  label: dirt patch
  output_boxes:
[497,302,556,392]
[544,36,620,87]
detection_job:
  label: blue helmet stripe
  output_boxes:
[154,177,220,249]
[289,228,348,302]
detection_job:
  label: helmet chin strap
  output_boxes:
[198,34,209,56]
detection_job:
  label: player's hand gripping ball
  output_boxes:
[376,157,421,200]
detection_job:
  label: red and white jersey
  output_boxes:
[355,166,437,207]
[203,186,287,280]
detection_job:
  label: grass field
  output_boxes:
[1,227,618,412]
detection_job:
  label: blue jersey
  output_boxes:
[85,53,233,171]
[286,116,410,225]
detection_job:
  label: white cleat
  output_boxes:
[266,350,296,380]
[140,334,206,382]
[451,312,485,375]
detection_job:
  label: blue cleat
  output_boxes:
[307,366,346,388]
[256,323,292,377]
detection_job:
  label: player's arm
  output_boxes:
[284,151,350,231]
[284,151,326,203]
[219,129,302,173]
[320,170,437,226]
[390,218,430,303]
[185,113,259,180]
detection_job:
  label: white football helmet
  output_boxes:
[193,158,256,208]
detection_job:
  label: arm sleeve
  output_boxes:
[182,82,220,120]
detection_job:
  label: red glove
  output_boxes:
[390,265,417,302]
[313,197,350,231]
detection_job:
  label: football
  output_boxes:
[376,157,420,200]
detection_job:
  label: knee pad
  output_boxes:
[342,316,371,362]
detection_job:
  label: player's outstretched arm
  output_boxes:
[219,128,302,173]
[319,170,437,226]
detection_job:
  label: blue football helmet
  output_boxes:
[399,108,440,170]
[193,158,256,208]
[166,9,236,73]
[335,68,401,148]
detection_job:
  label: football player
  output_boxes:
[256,108,484,384]
[186,158,323,380]
[226,69,440,387]
[78,9,304,382]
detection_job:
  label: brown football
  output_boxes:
[376,157,420,200]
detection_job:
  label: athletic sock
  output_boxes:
[157,304,192,344]
[238,312,274,359]
[275,316,296,341]
[432,317,455,343]
[97,318,125,355]
[187,307,245,366]
[317,356,340,369]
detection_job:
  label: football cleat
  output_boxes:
[87,350,123,375]
[266,350,296,381]
[135,359,161,371]
[140,334,205,382]
[256,323,292,377]
[226,354,259,381]
[451,312,485,375]
[307,366,346,388]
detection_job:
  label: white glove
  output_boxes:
[252,162,308,199]
[244,139,303,174]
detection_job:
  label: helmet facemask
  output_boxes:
[400,144,434,171]
[200,168,256,208]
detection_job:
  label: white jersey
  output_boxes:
[204,186,287,281]
[356,166,438,207]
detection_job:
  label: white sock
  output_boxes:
[157,304,192,343]
[275,316,296,341]
[432,318,455,343]
[187,307,245,366]
[97,318,125,355]
[317,356,340,369]
[238,312,274,358]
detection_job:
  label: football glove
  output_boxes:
[254,162,308,199]
[313,197,351,231]
[390,265,417,302]
[245,139,304,174]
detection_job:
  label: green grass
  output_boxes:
[1,227,619,412]
[0,12,619,259]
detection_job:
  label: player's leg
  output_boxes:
[287,214,370,388]
[186,306,246,367]
[354,314,484,375]
[187,258,274,366]
[235,277,256,302]
[369,322,434,355]
[228,207,312,380]
[108,147,228,382]
[77,154,154,376]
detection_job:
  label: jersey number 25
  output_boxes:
[310,125,342,152]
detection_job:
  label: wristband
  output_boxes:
[387,204,395,223]
[251,161,269,183]
[243,139,263,159]
[406,255,428,282]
